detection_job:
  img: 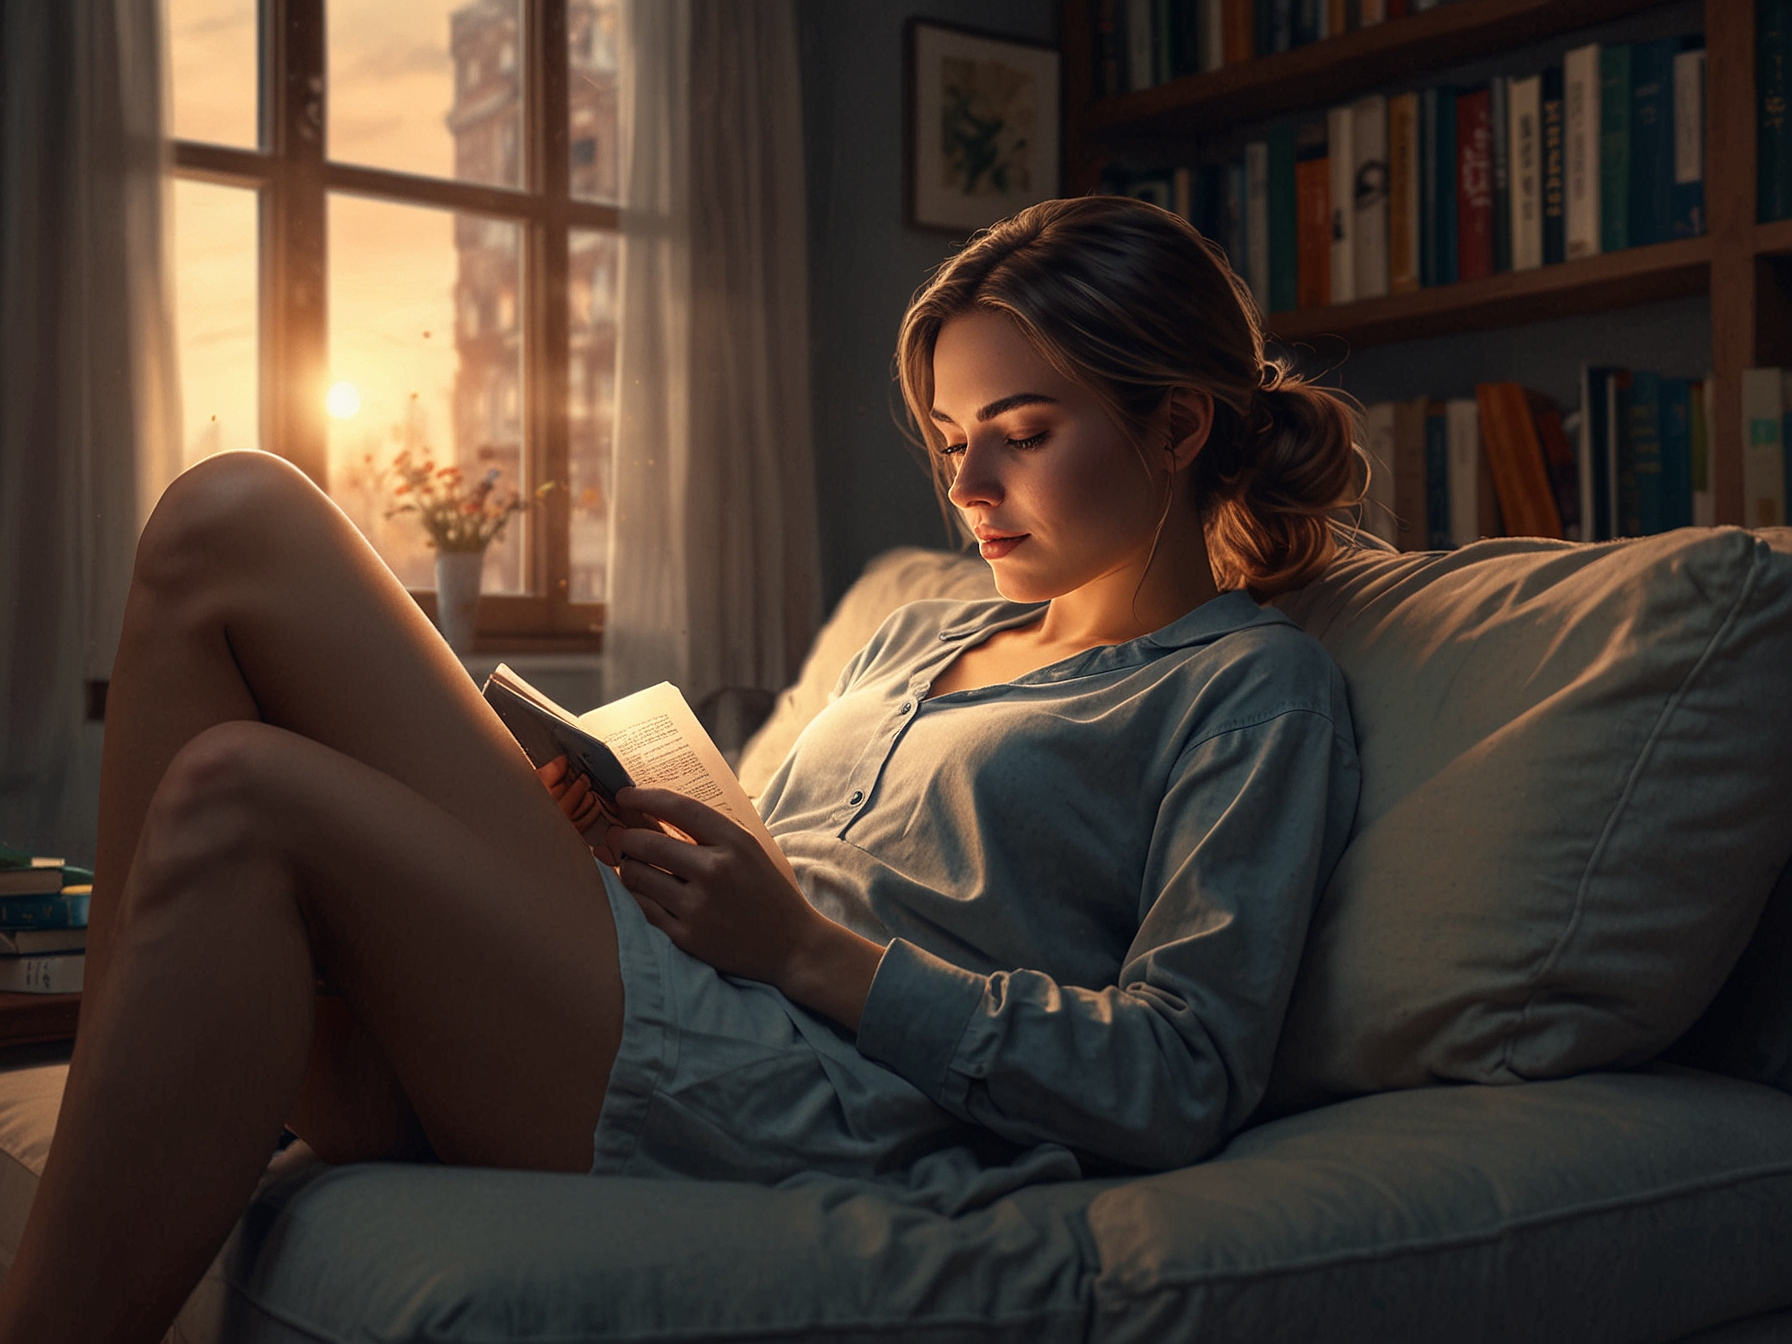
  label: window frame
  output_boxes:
[169,0,616,651]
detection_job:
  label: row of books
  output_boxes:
[1092,0,1462,97]
[1742,367,1792,529]
[1764,0,1792,223]
[1357,370,1732,553]
[0,842,89,995]
[1109,36,1705,312]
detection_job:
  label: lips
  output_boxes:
[977,532,1027,560]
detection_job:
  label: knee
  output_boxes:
[133,720,290,890]
[135,451,325,597]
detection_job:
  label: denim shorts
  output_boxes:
[587,862,1083,1212]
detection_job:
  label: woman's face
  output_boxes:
[931,309,1167,604]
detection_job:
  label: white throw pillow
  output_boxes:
[1266,527,1792,1107]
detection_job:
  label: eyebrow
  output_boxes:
[929,392,1058,426]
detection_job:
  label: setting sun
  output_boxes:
[326,381,362,418]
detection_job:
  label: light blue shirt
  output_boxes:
[753,590,1361,1171]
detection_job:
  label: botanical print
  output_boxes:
[939,57,1036,198]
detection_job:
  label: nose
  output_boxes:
[946,438,1002,511]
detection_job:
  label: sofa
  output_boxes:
[1,527,1790,1343]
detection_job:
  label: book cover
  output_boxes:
[1489,76,1511,272]
[1541,64,1566,265]
[1445,397,1482,546]
[1530,394,1582,539]
[1424,399,1451,549]
[1296,0,1323,47]
[1629,37,1676,248]
[1658,376,1693,530]
[1198,0,1223,73]
[1246,139,1272,311]
[1388,92,1421,293]
[1455,86,1493,282]
[1224,159,1246,272]
[1762,0,1792,222]
[1564,44,1602,260]
[1328,102,1356,303]
[0,867,63,897]
[1579,364,1625,541]
[1393,396,1430,550]
[1690,376,1715,527]
[1419,86,1438,286]
[1361,400,1399,545]
[1222,0,1254,64]
[1509,73,1543,271]
[1623,369,1664,535]
[1671,46,1706,238]
[1269,123,1299,311]
[1352,95,1390,299]
[1167,0,1200,79]
[1268,0,1295,55]
[0,927,85,956]
[0,954,83,995]
[1741,367,1787,527]
[1126,0,1156,91]
[1093,0,1124,97]
[1294,118,1332,307]
[1475,381,1563,539]
[1174,163,1197,224]
[0,891,91,930]
[1600,44,1632,251]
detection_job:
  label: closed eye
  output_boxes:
[1007,431,1048,450]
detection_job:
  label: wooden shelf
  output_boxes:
[1264,236,1711,348]
[1756,217,1792,258]
[0,993,79,1049]
[1086,0,1676,142]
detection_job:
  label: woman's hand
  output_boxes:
[535,756,651,867]
[613,786,884,1030]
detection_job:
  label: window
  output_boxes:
[166,0,621,649]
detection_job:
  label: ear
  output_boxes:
[1165,389,1214,471]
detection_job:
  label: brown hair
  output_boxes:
[896,195,1362,597]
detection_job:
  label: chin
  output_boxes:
[986,562,1063,605]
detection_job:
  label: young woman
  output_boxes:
[0,195,1361,1342]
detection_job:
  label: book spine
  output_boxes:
[1629,38,1674,248]
[1363,400,1399,544]
[1247,139,1272,310]
[1509,74,1543,270]
[1155,0,1175,85]
[1270,0,1295,54]
[1541,63,1566,265]
[1222,0,1254,63]
[1199,0,1224,72]
[1225,158,1246,267]
[1477,382,1562,538]
[1610,369,1633,534]
[1268,122,1299,311]
[1659,376,1693,530]
[1455,86,1493,282]
[1328,102,1356,302]
[1489,76,1511,272]
[1352,95,1390,299]
[1296,0,1322,47]
[1445,397,1482,546]
[1436,85,1458,284]
[0,892,91,929]
[1295,118,1332,307]
[1388,0,1407,16]
[1625,369,1664,534]
[1741,366,1788,527]
[1127,0,1156,91]
[1425,400,1451,549]
[1173,163,1196,223]
[1388,92,1421,292]
[1531,399,1582,538]
[1360,0,1385,24]
[1762,0,1792,222]
[0,954,84,994]
[1328,0,1346,41]
[1564,44,1602,260]
[1671,46,1706,238]
[1580,365,1620,541]
[1600,44,1632,250]
[1691,375,1715,528]
[1393,397,1429,549]
[1094,0,1124,98]
[1419,86,1438,287]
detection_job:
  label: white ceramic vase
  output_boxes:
[434,549,486,656]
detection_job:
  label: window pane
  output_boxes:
[568,228,618,601]
[167,0,258,147]
[327,196,527,595]
[568,0,621,203]
[329,0,522,189]
[172,179,259,470]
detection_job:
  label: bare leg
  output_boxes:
[0,453,626,1342]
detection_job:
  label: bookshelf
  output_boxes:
[0,992,78,1049]
[1062,0,1778,525]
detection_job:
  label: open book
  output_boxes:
[482,665,797,886]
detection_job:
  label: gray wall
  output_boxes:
[796,0,1058,609]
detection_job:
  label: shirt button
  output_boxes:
[899,700,914,715]
[848,789,864,806]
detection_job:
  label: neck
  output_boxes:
[1035,504,1222,649]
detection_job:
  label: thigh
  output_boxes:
[288,993,431,1165]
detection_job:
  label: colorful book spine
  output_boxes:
[1532,396,1582,538]
[1629,38,1676,248]
[1329,102,1356,303]
[1222,0,1254,65]
[1425,399,1451,549]
[1600,44,1632,251]
[1198,0,1223,73]
[1246,139,1271,311]
[1541,64,1567,265]
[1295,118,1332,307]
[1269,123,1299,312]
[1456,86,1493,282]
[1509,73,1543,270]
[1352,95,1390,299]
[1671,46,1706,238]
[0,890,91,930]
[1762,0,1792,222]
[1564,44,1602,260]
[1623,369,1663,536]
[1477,381,1563,539]
[1388,92,1421,293]
[1741,367,1788,527]
[0,954,83,995]
[1489,76,1511,272]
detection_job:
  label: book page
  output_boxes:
[579,683,798,886]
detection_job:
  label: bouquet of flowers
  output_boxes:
[373,448,553,553]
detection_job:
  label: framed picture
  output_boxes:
[906,20,1061,234]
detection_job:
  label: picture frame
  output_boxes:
[905,19,1062,234]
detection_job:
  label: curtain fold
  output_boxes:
[0,0,177,863]
[605,0,822,712]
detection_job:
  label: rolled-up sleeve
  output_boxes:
[855,706,1358,1170]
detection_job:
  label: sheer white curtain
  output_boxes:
[0,0,179,864]
[605,0,822,716]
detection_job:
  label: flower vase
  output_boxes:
[434,549,486,656]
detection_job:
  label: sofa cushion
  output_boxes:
[1265,528,1792,1105]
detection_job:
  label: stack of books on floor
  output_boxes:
[1356,368,1746,553]
[0,842,89,994]
[1106,34,1708,311]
